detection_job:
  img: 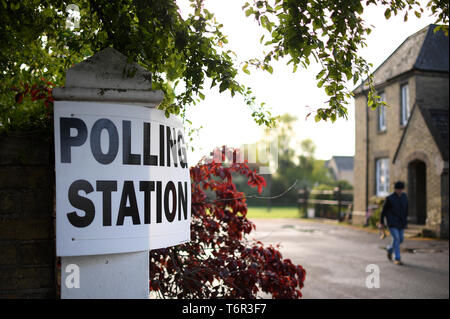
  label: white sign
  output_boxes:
[54,101,191,256]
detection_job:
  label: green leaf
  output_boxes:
[317,79,325,88]
[316,69,326,80]
[219,81,228,93]
[264,64,273,74]
[330,113,336,122]
[242,64,250,75]
[325,86,334,96]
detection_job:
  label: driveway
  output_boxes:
[251,218,449,299]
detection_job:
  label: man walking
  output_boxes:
[379,181,408,265]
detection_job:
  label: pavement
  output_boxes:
[251,218,449,299]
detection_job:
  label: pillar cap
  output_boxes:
[53,48,164,108]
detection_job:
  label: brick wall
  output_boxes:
[0,132,56,298]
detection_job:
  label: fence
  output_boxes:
[298,186,353,222]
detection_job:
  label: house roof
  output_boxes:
[330,156,354,171]
[354,24,449,94]
[393,104,449,163]
[414,26,449,72]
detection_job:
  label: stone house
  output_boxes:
[353,24,449,238]
[325,156,354,186]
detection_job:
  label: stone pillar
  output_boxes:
[52,47,163,299]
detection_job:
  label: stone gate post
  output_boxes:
[52,47,164,299]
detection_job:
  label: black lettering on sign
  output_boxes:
[159,125,165,167]
[156,181,162,223]
[166,127,178,167]
[60,118,88,163]
[122,120,141,165]
[143,122,158,166]
[139,181,155,224]
[67,179,95,228]
[164,181,177,222]
[65,179,189,228]
[90,119,119,165]
[177,130,188,169]
[96,181,117,226]
[178,181,188,220]
[117,181,140,225]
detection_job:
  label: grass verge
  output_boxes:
[246,206,302,219]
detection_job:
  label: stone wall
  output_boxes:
[0,132,56,298]
[353,72,414,224]
[353,92,368,224]
[353,71,448,237]
[441,171,449,239]
[415,73,449,109]
[367,73,414,199]
[393,106,445,236]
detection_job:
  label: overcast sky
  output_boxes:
[179,1,436,164]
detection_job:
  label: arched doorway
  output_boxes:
[408,160,427,225]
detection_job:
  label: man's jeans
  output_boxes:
[388,227,404,261]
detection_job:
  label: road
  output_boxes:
[251,218,449,299]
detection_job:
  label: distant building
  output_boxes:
[353,24,449,238]
[326,156,354,185]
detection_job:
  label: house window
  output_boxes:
[376,158,390,197]
[400,84,410,126]
[378,92,386,132]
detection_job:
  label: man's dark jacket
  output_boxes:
[380,192,408,229]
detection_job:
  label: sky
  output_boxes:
[178,1,437,164]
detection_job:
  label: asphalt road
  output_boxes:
[251,218,449,299]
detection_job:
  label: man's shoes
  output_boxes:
[387,250,393,261]
[394,260,404,265]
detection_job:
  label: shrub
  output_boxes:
[149,149,306,298]
[0,78,54,134]
[368,196,385,228]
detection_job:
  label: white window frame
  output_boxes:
[401,84,410,126]
[378,92,386,132]
[376,158,390,197]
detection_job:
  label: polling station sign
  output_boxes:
[54,101,191,256]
